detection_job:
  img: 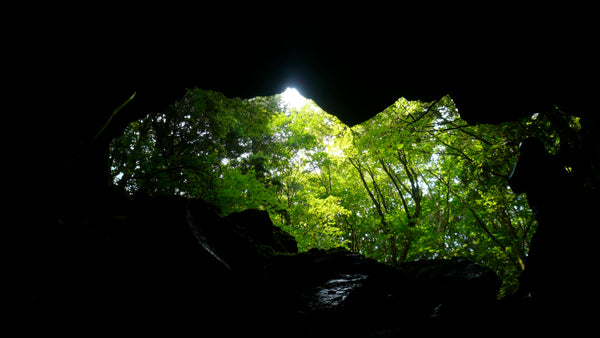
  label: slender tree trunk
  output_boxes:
[378,150,423,264]
[344,215,362,253]
[388,234,399,267]
[398,234,412,264]
[349,157,399,267]
[432,170,524,271]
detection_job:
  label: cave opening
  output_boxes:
[16,8,600,334]
[107,87,582,297]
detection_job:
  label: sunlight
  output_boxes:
[281,87,308,110]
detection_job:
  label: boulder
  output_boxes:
[261,248,501,336]
[224,209,298,254]
[399,257,502,304]
[21,196,505,337]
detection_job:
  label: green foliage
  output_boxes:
[109,88,570,298]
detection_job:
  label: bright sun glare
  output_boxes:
[281,88,308,110]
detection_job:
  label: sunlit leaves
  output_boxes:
[109,88,565,297]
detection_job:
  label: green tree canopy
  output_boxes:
[109,88,576,297]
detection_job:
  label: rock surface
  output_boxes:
[18,197,506,337]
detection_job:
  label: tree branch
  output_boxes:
[407,97,442,125]
[429,169,523,270]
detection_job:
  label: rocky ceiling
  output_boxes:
[21,6,598,153]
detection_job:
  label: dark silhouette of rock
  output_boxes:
[259,247,501,337]
[400,257,501,303]
[224,208,298,254]
[509,137,598,333]
[18,194,508,337]
[12,12,599,337]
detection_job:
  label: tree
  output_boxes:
[345,98,440,266]
[109,88,571,296]
[267,100,352,250]
[109,88,281,213]
[341,95,558,294]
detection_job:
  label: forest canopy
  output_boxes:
[109,88,577,296]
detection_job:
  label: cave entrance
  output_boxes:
[108,87,577,296]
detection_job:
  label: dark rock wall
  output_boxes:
[11,10,600,336]
[16,196,506,337]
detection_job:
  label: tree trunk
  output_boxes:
[398,219,416,263]
[388,234,399,267]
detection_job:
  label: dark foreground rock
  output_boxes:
[262,248,502,337]
[18,197,506,337]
